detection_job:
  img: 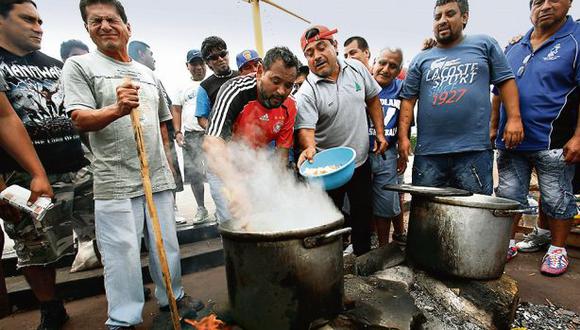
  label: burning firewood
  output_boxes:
[183,314,232,330]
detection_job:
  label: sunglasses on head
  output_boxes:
[206,50,228,61]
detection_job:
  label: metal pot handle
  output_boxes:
[303,227,352,249]
[492,209,530,217]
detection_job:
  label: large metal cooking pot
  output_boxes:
[219,216,349,330]
[384,184,526,280]
[407,193,523,280]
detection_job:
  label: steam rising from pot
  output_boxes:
[208,142,342,233]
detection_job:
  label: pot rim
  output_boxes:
[218,217,344,241]
[427,194,520,210]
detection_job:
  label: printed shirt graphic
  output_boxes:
[62,51,175,200]
[206,74,296,149]
[0,48,86,173]
[370,79,402,149]
[0,72,7,91]
[400,35,514,155]
[496,16,580,151]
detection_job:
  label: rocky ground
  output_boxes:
[512,302,580,330]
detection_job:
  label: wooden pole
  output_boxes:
[250,0,264,56]
[126,78,181,330]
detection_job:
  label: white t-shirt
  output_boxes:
[173,79,204,132]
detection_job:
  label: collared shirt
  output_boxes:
[173,79,204,132]
[496,16,580,151]
[400,34,514,156]
[206,74,296,149]
[295,57,381,167]
[62,50,175,200]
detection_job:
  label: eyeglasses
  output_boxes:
[87,16,123,28]
[205,50,228,61]
[517,54,533,77]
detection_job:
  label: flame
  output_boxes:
[183,314,231,330]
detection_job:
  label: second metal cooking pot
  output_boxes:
[219,216,349,330]
[406,193,523,280]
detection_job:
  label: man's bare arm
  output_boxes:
[171,105,184,146]
[0,93,52,201]
[397,97,417,172]
[563,104,580,163]
[70,80,140,132]
[160,121,176,176]
[198,117,208,129]
[366,95,388,154]
[496,79,524,149]
[297,128,316,165]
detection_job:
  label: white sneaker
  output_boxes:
[516,227,551,252]
[193,207,210,224]
[175,216,187,225]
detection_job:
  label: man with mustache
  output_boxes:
[295,25,388,256]
[493,0,580,275]
[203,47,300,218]
[398,0,523,195]
[63,1,200,328]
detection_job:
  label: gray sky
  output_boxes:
[36,0,580,97]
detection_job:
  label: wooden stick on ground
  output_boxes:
[126,78,181,330]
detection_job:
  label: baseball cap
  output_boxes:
[300,25,338,50]
[236,49,261,70]
[186,49,203,63]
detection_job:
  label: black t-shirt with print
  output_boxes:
[0,47,87,173]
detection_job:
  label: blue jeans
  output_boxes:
[95,190,184,327]
[207,171,232,222]
[412,150,493,195]
[370,147,401,218]
[496,149,577,219]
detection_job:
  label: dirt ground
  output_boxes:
[1,249,578,330]
[0,267,228,330]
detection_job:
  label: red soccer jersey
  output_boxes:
[206,74,296,149]
[232,98,296,148]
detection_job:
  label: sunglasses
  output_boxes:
[205,50,228,61]
[517,54,533,77]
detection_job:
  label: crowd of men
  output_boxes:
[0,0,578,329]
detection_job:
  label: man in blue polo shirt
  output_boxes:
[398,0,524,195]
[494,0,580,276]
